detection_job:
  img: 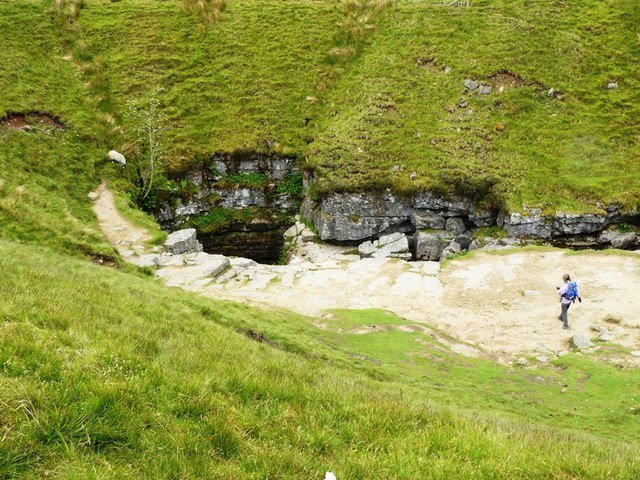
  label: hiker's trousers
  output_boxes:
[561,303,571,328]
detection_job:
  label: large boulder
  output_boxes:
[164,228,203,255]
[414,230,454,261]
[598,227,638,249]
[358,233,411,260]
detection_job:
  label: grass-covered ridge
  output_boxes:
[2,0,638,212]
[2,240,640,478]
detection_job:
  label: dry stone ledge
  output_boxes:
[358,233,411,260]
[188,253,230,277]
[411,212,445,230]
[164,228,203,255]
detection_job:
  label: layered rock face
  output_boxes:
[158,156,639,263]
[157,154,300,228]
[155,153,302,263]
[303,192,640,256]
[302,192,495,243]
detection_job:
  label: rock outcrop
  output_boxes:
[155,154,303,263]
[302,192,496,243]
[358,233,411,260]
[414,230,455,261]
[570,334,595,350]
[164,228,203,255]
[156,153,301,229]
[303,191,640,254]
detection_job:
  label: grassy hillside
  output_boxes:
[2,240,640,479]
[2,1,638,213]
[308,0,640,210]
[81,0,342,164]
[2,3,640,477]
[0,1,118,259]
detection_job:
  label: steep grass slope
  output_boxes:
[2,241,640,479]
[81,0,341,165]
[2,3,640,477]
[308,0,640,209]
[3,1,638,213]
[78,0,640,212]
[0,2,116,258]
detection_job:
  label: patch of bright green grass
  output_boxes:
[315,308,640,445]
[2,241,640,478]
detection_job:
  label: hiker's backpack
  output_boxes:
[565,281,579,301]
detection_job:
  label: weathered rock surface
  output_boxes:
[440,241,462,261]
[598,228,638,249]
[358,233,411,260]
[570,334,594,349]
[411,212,445,230]
[135,254,160,268]
[164,228,203,255]
[303,192,493,243]
[414,231,454,261]
[445,217,466,235]
[463,79,479,91]
[185,252,230,277]
[300,229,317,242]
[156,154,300,232]
[216,188,266,208]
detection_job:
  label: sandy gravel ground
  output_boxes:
[92,185,640,361]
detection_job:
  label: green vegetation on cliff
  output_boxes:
[3,1,638,212]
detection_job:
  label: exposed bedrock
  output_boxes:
[302,192,496,243]
[157,154,300,229]
[302,192,640,250]
[154,153,302,263]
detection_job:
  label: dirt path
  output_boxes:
[91,182,151,261]
[92,184,640,362]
